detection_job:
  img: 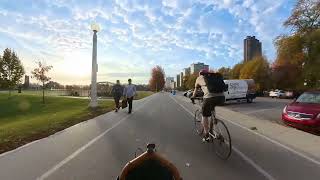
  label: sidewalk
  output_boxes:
[216,106,320,162]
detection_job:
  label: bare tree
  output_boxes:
[31,61,53,103]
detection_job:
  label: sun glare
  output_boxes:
[61,51,91,77]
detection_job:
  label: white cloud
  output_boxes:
[0,0,294,83]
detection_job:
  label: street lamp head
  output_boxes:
[91,23,100,32]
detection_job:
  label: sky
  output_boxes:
[0,0,296,85]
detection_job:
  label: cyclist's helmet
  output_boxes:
[199,69,209,75]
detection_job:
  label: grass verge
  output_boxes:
[0,94,114,154]
[134,91,154,100]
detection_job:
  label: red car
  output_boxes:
[282,91,320,133]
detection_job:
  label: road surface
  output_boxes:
[0,93,319,180]
[224,97,292,124]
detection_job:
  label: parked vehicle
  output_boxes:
[183,90,193,97]
[223,79,256,103]
[282,91,320,133]
[269,89,285,98]
[284,91,294,99]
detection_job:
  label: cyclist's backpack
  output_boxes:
[203,73,227,93]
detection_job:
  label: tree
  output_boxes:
[274,35,305,66]
[271,64,303,90]
[0,48,25,95]
[217,67,231,79]
[31,61,53,103]
[240,56,271,91]
[275,0,320,89]
[303,29,320,88]
[185,74,197,90]
[149,65,165,92]
[230,63,243,79]
[284,0,320,34]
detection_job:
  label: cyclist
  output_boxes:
[191,69,226,141]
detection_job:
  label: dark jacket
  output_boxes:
[111,84,123,98]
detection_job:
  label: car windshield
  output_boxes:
[296,92,320,104]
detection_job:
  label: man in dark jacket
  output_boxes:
[111,80,123,112]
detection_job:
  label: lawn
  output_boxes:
[0,93,114,154]
[0,90,154,154]
[135,91,154,100]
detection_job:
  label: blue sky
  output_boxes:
[0,0,295,84]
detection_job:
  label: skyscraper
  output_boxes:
[24,75,30,88]
[165,77,174,89]
[184,67,191,76]
[244,36,262,62]
[190,62,209,74]
[176,74,180,88]
[180,72,184,87]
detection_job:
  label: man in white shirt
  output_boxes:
[123,79,137,114]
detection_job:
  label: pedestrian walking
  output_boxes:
[111,80,123,112]
[123,79,136,114]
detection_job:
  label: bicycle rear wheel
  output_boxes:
[212,119,232,160]
[194,109,203,136]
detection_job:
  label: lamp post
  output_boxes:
[89,23,100,108]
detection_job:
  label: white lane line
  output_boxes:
[219,117,320,166]
[232,147,275,180]
[37,96,153,180]
[169,95,276,180]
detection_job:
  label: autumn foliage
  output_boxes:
[240,56,271,91]
[149,65,165,92]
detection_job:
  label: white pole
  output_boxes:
[90,30,98,107]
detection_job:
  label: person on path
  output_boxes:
[123,79,136,114]
[111,80,123,112]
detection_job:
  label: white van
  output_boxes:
[224,79,256,103]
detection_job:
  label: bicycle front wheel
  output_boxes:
[194,109,203,136]
[212,119,232,160]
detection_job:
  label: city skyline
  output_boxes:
[0,0,294,84]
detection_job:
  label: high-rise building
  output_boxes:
[180,72,184,86]
[190,62,209,74]
[176,74,180,88]
[183,67,191,76]
[244,36,262,62]
[24,75,30,88]
[165,77,174,89]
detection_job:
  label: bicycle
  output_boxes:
[192,97,232,160]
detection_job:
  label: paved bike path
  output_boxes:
[43,93,264,180]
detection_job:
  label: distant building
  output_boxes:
[183,67,191,76]
[190,62,209,74]
[180,72,184,87]
[244,36,262,62]
[170,81,176,89]
[24,75,30,88]
[165,77,174,89]
[176,74,180,88]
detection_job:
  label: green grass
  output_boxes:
[135,91,154,100]
[0,93,114,153]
